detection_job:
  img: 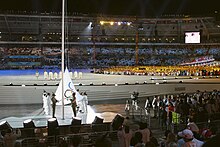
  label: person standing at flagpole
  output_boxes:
[51,93,58,118]
[64,90,77,117]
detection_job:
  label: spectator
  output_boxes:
[139,122,151,144]
[149,130,159,147]
[145,141,157,147]
[165,132,177,147]
[131,131,145,147]
[117,125,132,147]
[187,118,200,140]
[95,133,112,147]
[3,128,21,147]
[160,130,171,147]
[69,135,81,147]
[177,129,204,147]
[202,134,220,147]
[167,142,177,147]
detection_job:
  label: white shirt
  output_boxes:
[177,138,204,147]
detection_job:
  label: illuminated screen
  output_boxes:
[185,32,200,43]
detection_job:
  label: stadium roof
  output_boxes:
[0,0,219,17]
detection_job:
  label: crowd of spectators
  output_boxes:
[7,47,41,56]
[114,89,220,147]
[87,45,220,67]
[100,65,220,77]
[1,45,220,69]
[148,90,220,125]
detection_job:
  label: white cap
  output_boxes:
[178,129,193,139]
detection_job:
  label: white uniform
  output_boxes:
[145,98,149,109]
[44,71,48,79]
[74,71,78,79]
[53,72,58,80]
[82,95,88,113]
[42,91,51,115]
[78,72,83,79]
[49,71,53,80]
[42,92,48,113]
[69,72,73,79]
[45,94,51,115]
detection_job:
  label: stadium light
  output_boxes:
[100,21,104,25]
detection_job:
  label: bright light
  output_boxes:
[100,21,104,25]
[118,22,121,25]
[110,22,114,25]
[127,22,131,26]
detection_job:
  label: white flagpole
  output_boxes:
[61,0,65,120]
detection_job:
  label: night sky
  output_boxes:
[0,0,219,17]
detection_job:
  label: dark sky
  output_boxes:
[0,0,219,17]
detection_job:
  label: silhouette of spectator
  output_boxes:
[202,134,220,147]
[95,133,112,147]
[3,128,21,147]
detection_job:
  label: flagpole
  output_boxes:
[61,0,65,120]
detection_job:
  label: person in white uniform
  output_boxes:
[53,71,58,80]
[48,70,53,80]
[82,92,88,113]
[42,90,48,114]
[45,93,51,115]
[42,90,51,115]
[74,71,78,79]
[43,70,48,80]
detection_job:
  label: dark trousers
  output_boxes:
[52,105,56,118]
[72,105,76,117]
